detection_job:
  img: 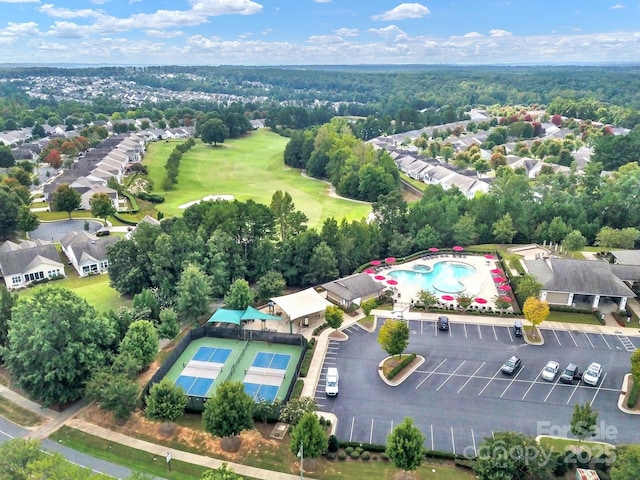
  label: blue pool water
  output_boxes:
[388,261,476,293]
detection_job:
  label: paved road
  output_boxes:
[316,319,635,456]
[30,219,104,241]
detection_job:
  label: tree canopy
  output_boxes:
[52,184,81,219]
[386,417,425,473]
[289,412,328,460]
[202,381,254,438]
[474,431,551,480]
[200,118,229,146]
[378,319,410,359]
[146,378,188,423]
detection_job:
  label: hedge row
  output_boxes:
[627,377,640,408]
[298,338,316,378]
[338,440,461,461]
[290,379,304,399]
[119,191,140,212]
[386,353,417,380]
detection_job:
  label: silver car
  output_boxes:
[541,361,560,381]
[582,362,602,386]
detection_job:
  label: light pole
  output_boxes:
[297,442,304,479]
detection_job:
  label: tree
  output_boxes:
[158,307,180,340]
[146,378,188,423]
[361,298,377,316]
[16,206,39,233]
[562,229,587,253]
[132,288,160,322]
[595,226,640,249]
[289,412,328,460]
[631,348,640,381]
[0,438,42,480]
[119,320,159,370]
[417,289,438,309]
[254,270,286,303]
[52,184,81,219]
[386,417,425,474]
[492,213,517,244]
[224,278,254,310]
[0,145,15,168]
[570,402,599,447]
[0,189,21,240]
[201,463,242,480]
[270,190,308,243]
[0,284,14,357]
[455,291,473,312]
[378,319,409,359]
[515,274,542,301]
[494,295,512,316]
[89,192,115,223]
[44,149,62,168]
[200,118,229,146]
[84,368,140,420]
[474,431,551,480]
[3,288,115,406]
[304,241,339,285]
[611,444,640,480]
[32,123,46,139]
[324,305,343,330]
[522,297,550,335]
[278,396,317,426]
[254,398,282,425]
[202,381,254,450]
[176,263,211,322]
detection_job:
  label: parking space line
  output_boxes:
[600,334,612,350]
[434,321,438,336]
[421,321,423,335]
[349,417,355,441]
[501,366,526,398]
[553,330,561,346]
[448,324,452,337]
[370,418,374,444]
[463,323,468,339]
[523,368,543,400]
[492,325,498,341]
[416,359,447,389]
[451,427,455,454]
[389,420,394,436]
[590,373,607,406]
[585,333,595,349]
[471,429,477,457]
[457,362,486,393]
[544,380,560,402]
[436,361,466,391]
[507,326,513,343]
[477,324,482,340]
[566,382,580,405]
[567,331,578,347]
[430,425,434,451]
[478,367,502,396]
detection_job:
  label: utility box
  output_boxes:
[325,367,339,396]
[575,468,600,480]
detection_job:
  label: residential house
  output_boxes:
[0,240,65,290]
[60,231,119,277]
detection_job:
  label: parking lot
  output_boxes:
[315,319,637,455]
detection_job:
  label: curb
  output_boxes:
[617,374,640,415]
[377,355,425,387]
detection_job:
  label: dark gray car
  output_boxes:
[438,316,449,330]
[560,363,580,384]
[501,355,522,375]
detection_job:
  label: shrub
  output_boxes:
[338,452,347,461]
[328,435,339,453]
[290,379,304,400]
[339,441,386,453]
[626,379,640,408]
[325,452,335,460]
[454,458,476,471]
[550,452,568,476]
[350,450,360,460]
[344,446,354,455]
[313,323,329,336]
[387,353,417,380]
[299,340,316,378]
[380,452,389,461]
[355,446,363,454]
[361,451,371,461]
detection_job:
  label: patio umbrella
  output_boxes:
[429,247,440,253]
[374,275,386,281]
[499,284,512,291]
[385,257,396,264]
[452,245,464,252]
[474,298,488,304]
[370,260,381,266]
[484,254,496,259]
[386,279,398,286]
[491,268,504,275]
[441,295,455,301]
[499,296,512,302]
[493,276,507,283]
[363,268,375,274]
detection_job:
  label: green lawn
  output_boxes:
[143,130,371,228]
[18,272,130,313]
[546,311,601,325]
[538,436,616,458]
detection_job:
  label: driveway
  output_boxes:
[315,319,635,455]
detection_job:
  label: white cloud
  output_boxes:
[368,25,408,41]
[463,32,484,38]
[489,29,512,37]
[261,28,272,35]
[188,0,263,16]
[372,2,430,21]
[39,4,102,19]
[307,34,348,45]
[610,3,626,9]
[0,0,39,3]
[91,0,111,4]
[314,0,331,3]
[146,29,184,38]
[334,27,358,37]
[0,21,39,44]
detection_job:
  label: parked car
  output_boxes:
[95,229,111,237]
[513,321,523,337]
[541,361,560,381]
[560,363,580,384]
[325,367,339,396]
[438,316,449,331]
[582,362,602,386]
[501,356,522,375]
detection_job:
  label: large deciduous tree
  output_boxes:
[386,417,425,475]
[119,320,158,370]
[84,367,140,420]
[202,381,254,451]
[89,192,115,223]
[176,263,211,322]
[378,319,409,359]
[52,184,81,219]
[146,378,188,424]
[0,189,21,240]
[324,305,344,331]
[289,412,328,460]
[515,274,542,302]
[3,288,115,406]
[0,145,15,168]
[474,431,551,480]
[562,229,587,253]
[492,213,517,244]
[224,279,254,310]
[522,297,550,334]
[16,206,40,233]
[270,190,308,243]
[200,118,229,146]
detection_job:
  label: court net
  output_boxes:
[182,360,222,379]
[244,366,285,386]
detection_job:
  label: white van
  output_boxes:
[325,367,339,396]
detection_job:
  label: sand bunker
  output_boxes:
[178,194,235,209]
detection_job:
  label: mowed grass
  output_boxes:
[144,130,371,228]
[17,272,130,313]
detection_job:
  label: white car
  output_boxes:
[541,361,560,381]
[582,362,603,386]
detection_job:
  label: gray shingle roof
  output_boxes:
[0,243,63,276]
[611,250,640,266]
[540,258,634,297]
[64,235,119,264]
[322,273,384,301]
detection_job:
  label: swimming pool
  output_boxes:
[388,261,476,294]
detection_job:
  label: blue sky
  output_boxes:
[0,1,639,65]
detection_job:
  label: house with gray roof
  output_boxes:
[524,258,636,310]
[321,273,385,308]
[60,231,119,277]
[0,240,65,290]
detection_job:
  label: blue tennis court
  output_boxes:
[192,346,232,364]
[244,383,279,402]
[176,376,215,397]
[252,352,291,370]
